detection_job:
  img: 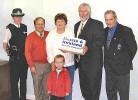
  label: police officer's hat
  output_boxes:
[11,8,25,17]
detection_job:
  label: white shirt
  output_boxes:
[46,27,75,67]
[76,19,88,38]
[3,23,21,43]
[56,68,62,79]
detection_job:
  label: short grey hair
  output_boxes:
[78,3,91,16]
[104,10,117,19]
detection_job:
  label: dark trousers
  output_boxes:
[105,69,130,100]
[50,95,65,100]
[79,67,102,100]
[9,56,28,100]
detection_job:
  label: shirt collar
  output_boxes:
[35,31,44,37]
[81,19,88,27]
[107,23,118,39]
[12,22,20,28]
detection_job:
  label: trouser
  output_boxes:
[9,56,28,100]
[106,69,130,100]
[79,67,102,100]
[50,95,65,100]
[65,65,75,100]
[31,63,51,100]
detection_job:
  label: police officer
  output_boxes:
[3,8,28,100]
[104,10,137,100]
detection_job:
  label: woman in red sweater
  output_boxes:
[47,54,71,100]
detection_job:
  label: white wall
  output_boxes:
[0,0,138,100]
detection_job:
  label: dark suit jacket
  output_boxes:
[104,23,137,75]
[74,18,105,72]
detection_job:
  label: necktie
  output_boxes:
[76,22,84,62]
[106,28,113,49]
[77,22,84,38]
[40,33,43,38]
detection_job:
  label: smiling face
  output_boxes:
[105,13,117,28]
[13,16,22,25]
[56,19,66,30]
[34,18,45,33]
[79,6,90,22]
[54,58,65,69]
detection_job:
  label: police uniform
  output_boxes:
[4,8,28,100]
[104,23,137,100]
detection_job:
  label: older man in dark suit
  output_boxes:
[104,10,137,100]
[74,3,105,100]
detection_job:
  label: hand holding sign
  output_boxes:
[82,46,88,55]
[59,37,86,55]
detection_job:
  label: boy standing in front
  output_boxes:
[47,54,71,100]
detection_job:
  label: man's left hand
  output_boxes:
[81,46,88,55]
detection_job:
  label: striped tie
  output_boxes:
[77,22,84,38]
[106,28,113,49]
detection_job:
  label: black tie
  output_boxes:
[40,33,43,38]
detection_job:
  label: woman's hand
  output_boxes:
[59,49,68,53]
[51,62,56,71]
[66,93,69,96]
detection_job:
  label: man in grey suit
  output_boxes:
[74,3,105,100]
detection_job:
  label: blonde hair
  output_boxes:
[104,10,117,19]
[54,54,65,62]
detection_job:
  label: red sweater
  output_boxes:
[47,68,71,97]
[25,31,48,67]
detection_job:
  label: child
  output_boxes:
[47,54,71,100]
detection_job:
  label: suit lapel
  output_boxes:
[78,18,91,38]
[105,27,109,41]
[111,24,120,43]
[82,18,91,32]
[75,21,81,38]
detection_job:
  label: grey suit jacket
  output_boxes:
[74,18,105,71]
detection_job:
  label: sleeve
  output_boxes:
[46,33,54,63]
[93,22,105,49]
[124,28,137,60]
[65,70,71,93]
[46,72,53,92]
[3,28,11,43]
[25,36,34,67]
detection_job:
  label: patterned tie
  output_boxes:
[106,28,113,49]
[76,22,84,63]
[77,22,84,38]
[80,23,83,34]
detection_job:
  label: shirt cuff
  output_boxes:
[3,40,8,43]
